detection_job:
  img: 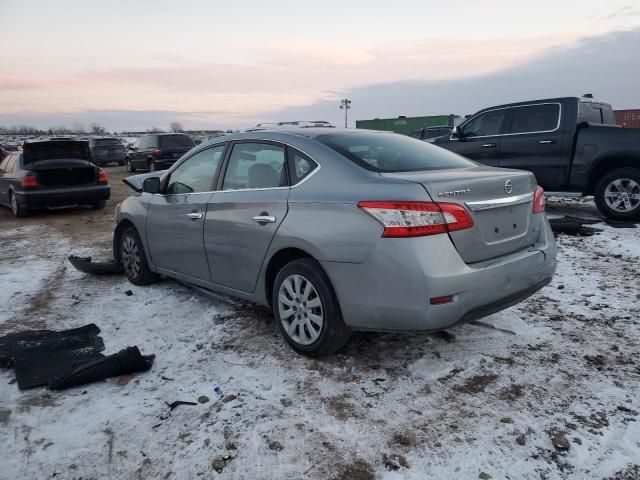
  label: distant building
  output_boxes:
[355,114,460,136]
[614,109,640,128]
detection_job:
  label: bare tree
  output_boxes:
[73,122,86,134]
[169,122,184,133]
[89,123,107,135]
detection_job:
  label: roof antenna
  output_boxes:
[582,93,593,98]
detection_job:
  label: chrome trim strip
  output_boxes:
[465,192,533,211]
[450,102,562,141]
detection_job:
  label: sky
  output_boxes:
[1,0,639,131]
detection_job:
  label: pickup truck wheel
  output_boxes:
[272,258,351,357]
[120,227,159,285]
[594,168,640,220]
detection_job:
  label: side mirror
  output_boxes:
[142,177,161,194]
[451,126,462,138]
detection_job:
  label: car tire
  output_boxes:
[272,258,351,356]
[126,159,135,173]
[9,191,28,218]
[594,167,640,220]
[120,226,159,285]
[92,200,107,210]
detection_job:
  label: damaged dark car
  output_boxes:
[0,138,111,217]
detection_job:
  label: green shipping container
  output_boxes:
[355,114,458,136]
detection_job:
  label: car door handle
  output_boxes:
[186,212,203,220]
[252,215,276,224]
[482,143,497,148]
[539,140,556,144]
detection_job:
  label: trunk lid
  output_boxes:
[23,140,91,166]
[382,166,539,263]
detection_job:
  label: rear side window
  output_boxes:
[316,133,473,173]
[288,147,317,184]
[160,135,195,148]
[461,109,508,137]
[509,104,560,134]
[222,143,286,190]
[166,145,225,194]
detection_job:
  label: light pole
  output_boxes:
[339,98,351,128]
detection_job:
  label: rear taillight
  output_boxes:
[532,186,545,213]
[358,201,474,237]
[153,149,163,159]
[98,169,108,184]
[21,175,38,189]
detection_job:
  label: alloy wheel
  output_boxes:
[604,178,640,213]
[121,235,141,279]
[277,274,324,346]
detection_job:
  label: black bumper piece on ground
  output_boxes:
[68,255,124,275]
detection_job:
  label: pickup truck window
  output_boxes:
[462,110,507,137]
[578,102,616,125]
[509,104,560,134]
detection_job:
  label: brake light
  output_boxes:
[358,201,473,237]
[98,169,108,184]
[153,149,163,159]
[532,186,545,213]
[21,175,38,189]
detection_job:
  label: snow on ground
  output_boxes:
[0,197,638,480]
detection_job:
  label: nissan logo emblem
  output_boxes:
[504,180,513,194]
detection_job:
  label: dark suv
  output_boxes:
[126,133,195,172]
[89,137,126,166]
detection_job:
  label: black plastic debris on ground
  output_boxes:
[0,324,154,391]
[68,256,124,275]
[549,216,604,236]
[50,346,154,391]
[604,218,638,229]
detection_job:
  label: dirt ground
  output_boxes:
[0,172,638,479]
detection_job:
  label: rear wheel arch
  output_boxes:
[264,247,319,306]
[586,156,640,194]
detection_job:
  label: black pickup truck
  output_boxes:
[433,97,640,220]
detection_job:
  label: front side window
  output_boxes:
[166,145,224,194]
[317,132,473,173]
[222,143,286,190]
[509,104,560,134]
[462,110,508,137]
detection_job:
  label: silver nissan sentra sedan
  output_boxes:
[114,128,556,356]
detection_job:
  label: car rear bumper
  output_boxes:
[15,185,111,209]
[321,214,557,332]
[92,153,126,164]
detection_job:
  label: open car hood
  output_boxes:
[122,172,162,192]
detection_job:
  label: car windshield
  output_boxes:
[160,135,195,148]
[316,132,473,172]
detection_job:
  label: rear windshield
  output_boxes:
[316,132,473,172]
[578,102,616,125]
[94,138,121,146]
[24,141,90,163]
[159,135,195,148]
